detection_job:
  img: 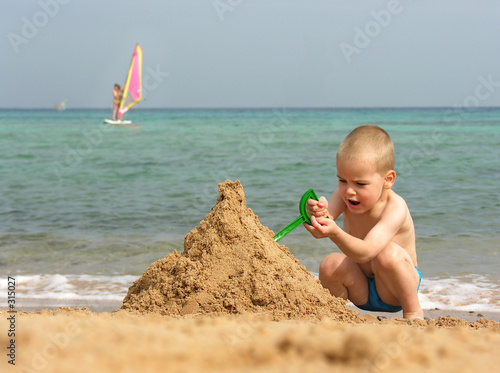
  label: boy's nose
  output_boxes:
[346,186,356,196]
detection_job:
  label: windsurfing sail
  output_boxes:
[55,99,67,111]
[117,44,143,119]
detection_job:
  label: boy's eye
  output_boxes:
[338,179,346,183]
[357,182,366,186]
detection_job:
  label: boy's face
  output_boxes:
[336,157,391,214]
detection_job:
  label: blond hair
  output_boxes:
[337,124,394,173]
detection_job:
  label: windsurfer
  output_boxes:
[112,84,122,120]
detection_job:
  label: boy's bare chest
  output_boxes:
[342,213,380,239]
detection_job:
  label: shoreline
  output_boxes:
[4,298,499,322]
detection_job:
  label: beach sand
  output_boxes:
[1,308,499,373]
[2,180,499,372]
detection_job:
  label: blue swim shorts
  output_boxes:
[354,268,422,313]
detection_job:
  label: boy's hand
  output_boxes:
[306,196,329,219]
[303,215,339,239]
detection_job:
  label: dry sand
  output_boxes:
[2,180,499,372]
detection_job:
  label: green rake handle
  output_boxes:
[274,189,318,242]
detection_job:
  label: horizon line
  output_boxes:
[1,106,500,111]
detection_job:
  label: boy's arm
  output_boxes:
[309,197,407,263]
[327,189,345,221]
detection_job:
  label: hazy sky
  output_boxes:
[2,0,500,109]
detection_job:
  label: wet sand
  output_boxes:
[10,298,500,322]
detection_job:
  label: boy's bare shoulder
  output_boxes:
[382,190,411,221]
[388,190,409,208]
[387,191,415,236]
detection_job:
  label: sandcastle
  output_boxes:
[121,180,360,321]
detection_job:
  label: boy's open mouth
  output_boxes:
[348,199,360,206]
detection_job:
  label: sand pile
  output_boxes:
[122,180,359,321]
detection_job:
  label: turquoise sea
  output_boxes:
[1,108,499,312]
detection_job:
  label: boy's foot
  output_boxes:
[403,309,425,320]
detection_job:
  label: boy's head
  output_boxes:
[337,124,394,175]
[336,125,396,212]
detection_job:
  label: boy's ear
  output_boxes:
[383,170,396,189]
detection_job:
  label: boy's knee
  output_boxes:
[373,243,403,270]
[319,253,345,279]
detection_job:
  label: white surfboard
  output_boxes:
[103,119,132,125]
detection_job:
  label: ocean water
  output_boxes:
[1,108,499,312]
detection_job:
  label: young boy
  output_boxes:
[304,124,423,319]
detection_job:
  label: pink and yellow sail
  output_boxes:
[117,44,143,119]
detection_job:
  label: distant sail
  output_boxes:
[118,44,143,119]
[55,99,67,111]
